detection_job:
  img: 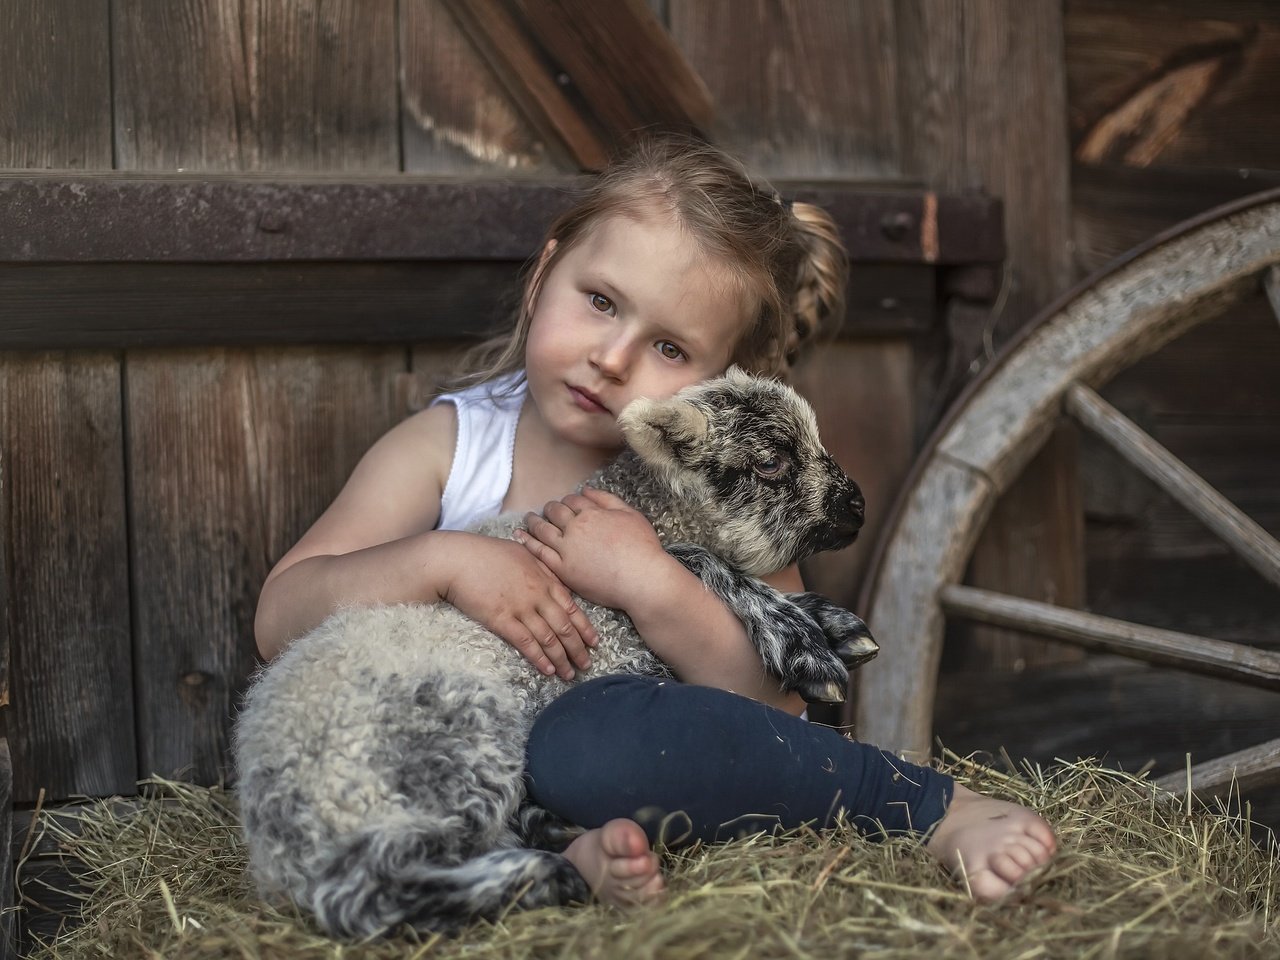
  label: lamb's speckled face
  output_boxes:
[618,368,864,575]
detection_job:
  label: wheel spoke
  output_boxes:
[939,584,1280,690]
[1065,382,1280,590]
[1154,736,1280,796]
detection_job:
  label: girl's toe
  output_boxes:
[1002,843,1038,872]
[990,851,1027,884]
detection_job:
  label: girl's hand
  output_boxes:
[517,487,673,612]
[442,535,598,680]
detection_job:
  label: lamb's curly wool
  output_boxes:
[234,368,872,938]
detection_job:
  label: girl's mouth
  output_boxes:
[568,386,609,414]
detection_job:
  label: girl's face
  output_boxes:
[524,211,750,455]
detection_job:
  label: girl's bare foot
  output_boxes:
[563,818,666,907]
[925,783,1057,901]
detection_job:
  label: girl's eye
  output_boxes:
[753,456,784,478]
[657,340,685,361]
[589,293,615,314]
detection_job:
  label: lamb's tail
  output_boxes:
[306,829,590,938]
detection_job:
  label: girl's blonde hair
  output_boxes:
[454,136,847,386]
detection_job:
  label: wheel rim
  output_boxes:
[857,188,1280,760]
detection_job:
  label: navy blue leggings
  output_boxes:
[524,674,954,847]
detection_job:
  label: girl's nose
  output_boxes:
[589,335,632,381]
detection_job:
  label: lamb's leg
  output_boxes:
[664,543,849,704]
[516,801,586,852]
[786,592,879,669]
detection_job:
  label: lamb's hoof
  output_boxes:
[797,679,847,704]
[541,821,587,848]
[833,632,879,669]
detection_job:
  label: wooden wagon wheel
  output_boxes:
[856,188,1280,798]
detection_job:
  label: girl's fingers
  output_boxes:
[539,601,592,670]
[518,615,575,680]
[566,599,599,648]
[558,493,594,513]
[580,485,630,509]
[542,501,577,527]
[500,619,558,677]
[547,581,598,650]
[523,512,555,539]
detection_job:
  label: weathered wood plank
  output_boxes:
[441,0,607,169]
[898,0,1074,344]
[1067,2,1280,171]
[1066,382,1280,590]
[669,0,901,179]
[112,0,399,172]
[127,348,406,784]
[444,0,715,169]
[941,584,1280,691]
[1071,163,1280,275]
[110,0,411,789]
[0,0,111,169]
[793,340,915,616]
[0,258,937,350]
[0,261,524,349]
[1,354,136,802]
[960,424,1087,672]
[1154,737,1280,797]
[895,0,1077,680]
[516,0,714,139]
[0,176,1002,265]
[405,344,476,413]
[399,0,556,173]
[1095,292,1280,422]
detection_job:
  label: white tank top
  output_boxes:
[430,372,526,532]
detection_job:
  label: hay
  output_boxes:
[20,754,1279,960]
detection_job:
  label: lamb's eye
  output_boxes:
[589,293,615,315]
[753,456,784,478]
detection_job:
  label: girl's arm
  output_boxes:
[518,488,808,715]
[255,405,597,675]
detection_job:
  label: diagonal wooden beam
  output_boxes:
[1154,736,1280,797]
[442,0,713,170]
[939,584,1280,691]
[1065,382,1280,590]
[442,0,608,168]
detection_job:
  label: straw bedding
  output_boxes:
[19,753,1279,960]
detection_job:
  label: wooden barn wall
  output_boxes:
[6,0,1274,812]
[934,0,1280,829]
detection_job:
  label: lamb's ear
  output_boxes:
[617,395,709,468]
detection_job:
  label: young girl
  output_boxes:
[254,136,1055,911]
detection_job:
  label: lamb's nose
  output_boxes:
[849,489,865,527]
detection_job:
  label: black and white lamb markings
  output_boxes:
[233,368,878,938]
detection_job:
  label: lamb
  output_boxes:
[233,368,879,938]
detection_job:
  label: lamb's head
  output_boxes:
[617,367,864,576]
